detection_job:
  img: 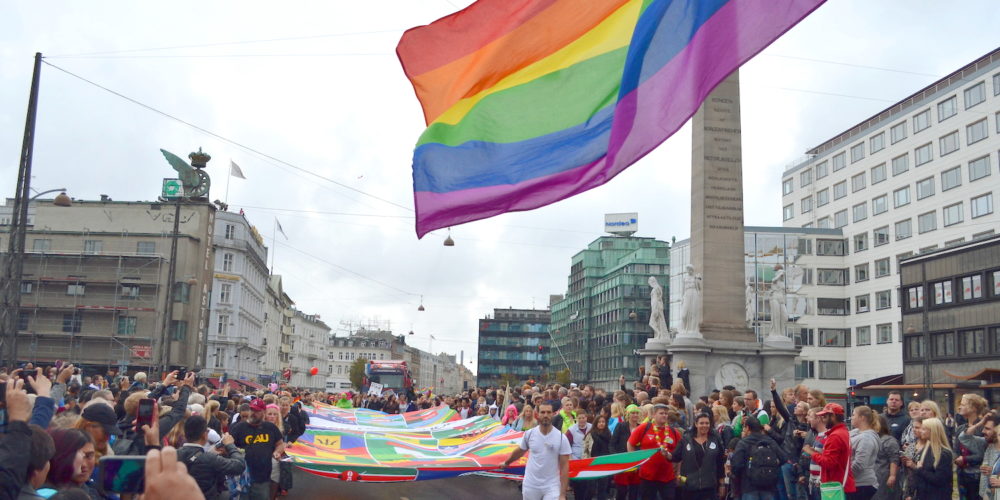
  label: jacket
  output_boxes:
[954,423,985,477]
[731,432,788,492]
[1,421,31,500]
[672,430,726,491]
[114,385,192,456]
[177,443,247,497]
[769,389,808,463]
[611,421,634,454]
[849,428,880,487]
[909,447,953,500]
[883,409,910,444]
[584,429,612,459]
[552,409,577,434]
[811,422,855,493]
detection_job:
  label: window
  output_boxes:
[817,299,849,316]
[852,202,867,222]
[62,313,82,333]
[874,226,890,246]
[875,258,890,277]
[832,152,846,171]
[816,239,846,256]
[890,121,907,144]
[800,169,813,187]
[877,324,892,344]
[137,241,156,254]
[833,181,847,200]
[220,283,232,303]
[819,361,847,380]
[818,328,849,346]
[834,210,848,228]
[943,202,963,226]
[32,239,51,251]
[913,109,931,133]
[117,317,137,336]
[816,188,830,206]
[892,154,909,176]
[872,194,888,215]
[915,143,933,166]
[20,281,32,294]
[855,263,869,282]
[942,166,962,190]
[851,173,866,192]
[67,283,85,296]
[222,253,234,272]
[870,132,885,153]
[933,280,953,305]
[782,178,794,195]
[933,332,955,357]
[817,217,832,229]
[856,326,871,345]
[855,295,870,314]
[173,282,190,303]
[994,271,1000,296]
[801,196,813,213]
[937,95,957,121]
[120,284,140,299]
[871,163,886,184]
[795,360,815,379]
[946,237,966,247]
[224,224,236,239]
[967,119,988,144]
[894,218,912,240]
[916,177,935,199]
[783,204,794,221]
[893,186,910,208]
[171,320,188,341]
[818,269,848,286]
[918,211,937,233]
[906,336,926,359]
[939,131,959,156]
[973,230,996,240]
[995,72,1000,95]
[84,240,103,254]
[907,286,925,308]
[961,275,983,300]
[961,329,987,355]
[964,81,986,109]
[854,233,868,252]
[217,315,229,335]
[971,193,993,218]
[969,156,991,181]
[17,312,29,331]
[850,142,865,163]
[876,290,892,310]
[816,161,829,179]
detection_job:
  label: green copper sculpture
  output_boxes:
[160,147,211,198]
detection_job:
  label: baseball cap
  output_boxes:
[816,403,844,416]
[249,398,267,412]
[82,403,119,437]
[653,403,671,411]
[569,383,578,388]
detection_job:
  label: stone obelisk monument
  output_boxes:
[641,70,798,397]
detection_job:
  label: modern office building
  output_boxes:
[2,196,216,373]
[780,47,1000,387]
[550,236,670,390]
[477,307,551,387]
[895,235,1000,408]
[671,227,850,397]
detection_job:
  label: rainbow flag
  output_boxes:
[398,0,826,237]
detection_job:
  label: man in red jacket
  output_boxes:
[802,403,855,495]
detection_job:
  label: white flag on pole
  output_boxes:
[275,218,288,239]
[230,160,247,179]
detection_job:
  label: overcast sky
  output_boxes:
[2,1,998,374]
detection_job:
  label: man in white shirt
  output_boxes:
[501,403,571,500]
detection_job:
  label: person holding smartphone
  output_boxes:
[177,415,246,499]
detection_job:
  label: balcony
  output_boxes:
[280,325,293,335]
[279,344,291,354]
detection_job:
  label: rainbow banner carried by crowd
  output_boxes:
[397,0,826,237]
[285,404,655,482]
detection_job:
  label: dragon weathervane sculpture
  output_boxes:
[160,147,211,198]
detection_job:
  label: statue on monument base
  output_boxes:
[766,264,789,341]
[678,265,703,338]
[648,276,669,341]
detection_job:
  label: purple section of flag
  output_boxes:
[415,0,824,237]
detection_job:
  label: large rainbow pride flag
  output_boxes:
[397,0,826,237]
[286,404,655,482]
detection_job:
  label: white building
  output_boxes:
[288,310,330,391]
[204,211,269,383]
[780,48,1000,388]
[326,330,395,393]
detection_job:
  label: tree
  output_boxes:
[499,373,520,388]
[555,368,571,386]
[349,357,369,390]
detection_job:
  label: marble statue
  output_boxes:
[648,276,669,340]
[745,282,755,325]
[768,265,788,339]
[678,265,703,336]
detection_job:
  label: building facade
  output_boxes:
[781,48,1000,387]
[672,227,850,396]
[288,310,330,391]
[326,330,396,392]
[550,236,671,390]
[263,275,293,385]
[2,197,215,373]
[898,235,1000,409]
[477,307,551,387]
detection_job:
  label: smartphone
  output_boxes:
[98,456,146,494]
[176,368,188,381]
[19,370,36,395]
[136,398,156,431]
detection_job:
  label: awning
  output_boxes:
[236,379,265,390]
[866,383,958,390]
[207,378,243,391]
[853,374,903,389]
[943,368,1000,383]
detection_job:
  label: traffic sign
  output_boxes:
[849,378,857,386]
[162,178,182,199]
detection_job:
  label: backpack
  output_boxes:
[747,439,781,488]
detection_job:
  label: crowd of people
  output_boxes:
[2,358,1000,500]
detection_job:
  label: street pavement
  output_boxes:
[288,468,525,499]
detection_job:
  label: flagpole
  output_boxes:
[224,161,232,205]
[270,217,277,274]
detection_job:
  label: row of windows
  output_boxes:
[904,270,1000,310]
[17,312,182,339]
[796,360,846,380]
[797,190,994,235]
[783,77,999,197]
[797,324,895,348]
[336,351,384,361]
[31,239,157,254]
[905,326,1000,360]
